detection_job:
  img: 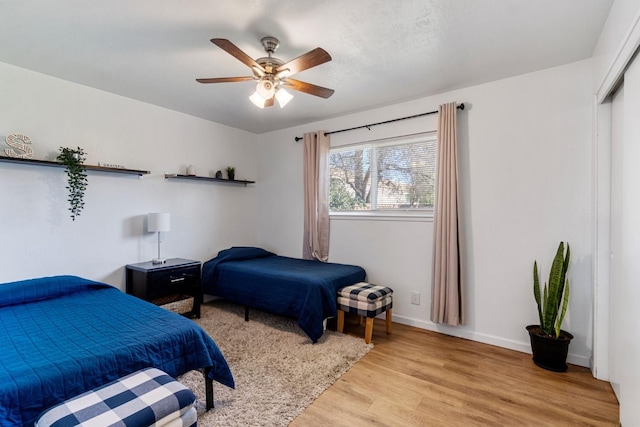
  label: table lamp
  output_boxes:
[148,212,170,264]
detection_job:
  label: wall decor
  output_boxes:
[97,162,126,169]
[57,147,88,221]
[4,134,34,159]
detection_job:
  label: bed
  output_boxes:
[201,247,366,343]
[0,275,234,427]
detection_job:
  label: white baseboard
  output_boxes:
[391,314,590,368]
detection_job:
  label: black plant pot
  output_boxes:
[526,325,573,372]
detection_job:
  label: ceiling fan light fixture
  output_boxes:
[249,91,266,108]
[256,79,275,99]
[275,88,293,108]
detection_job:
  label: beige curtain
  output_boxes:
[431,102,465,325]
[303,131,330,261]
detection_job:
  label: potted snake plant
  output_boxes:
[57,146,88,221]
[526,241,573,372]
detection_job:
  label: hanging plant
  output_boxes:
[57,147,88,221]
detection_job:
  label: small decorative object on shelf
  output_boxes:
[187,165,196,176]
[215,170,222,179]
[98,162,126,169]
[226,166,235,180]
[57,147,88,221]
[4,134,34,159]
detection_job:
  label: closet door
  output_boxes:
[609,53,640,425]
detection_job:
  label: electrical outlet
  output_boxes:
[411,291,421,305]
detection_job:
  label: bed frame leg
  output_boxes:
[244,305,249,322]
[204,367,214,410]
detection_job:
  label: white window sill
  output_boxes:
[329,211,433,222]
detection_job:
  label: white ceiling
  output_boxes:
[0,0,612,134]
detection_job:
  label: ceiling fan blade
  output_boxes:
[264,97,275,107]
[276,48,331,76]
[211,38,266,74]
[283,79,335,98]
[196,76,255,84]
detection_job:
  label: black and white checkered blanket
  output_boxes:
[35,367,197,427]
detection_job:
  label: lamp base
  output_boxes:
[152,258,167,265]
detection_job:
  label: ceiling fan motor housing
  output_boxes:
[255,56,284,75]
[261,36,280,55]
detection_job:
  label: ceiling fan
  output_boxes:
[196,36,334,108]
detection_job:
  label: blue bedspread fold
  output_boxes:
[0,275,234,427]
[202,247,366,343]
[0,275,110,308]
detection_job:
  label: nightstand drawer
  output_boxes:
[147,269,199,300]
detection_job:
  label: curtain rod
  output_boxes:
[294,103,464,141]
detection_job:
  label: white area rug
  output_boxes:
[178,300,373,426]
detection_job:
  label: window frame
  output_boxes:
[328,131,437,221]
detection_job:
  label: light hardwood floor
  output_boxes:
[291,315,619,426]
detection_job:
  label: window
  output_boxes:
[329,133,436,216]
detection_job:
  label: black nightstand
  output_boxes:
[125,258,202,318]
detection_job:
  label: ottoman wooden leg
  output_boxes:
[337,310,345,333]
[365,317,374,344]
[386,308,392,334]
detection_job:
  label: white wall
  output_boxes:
[0,62,258,289]
[257,59,594,367]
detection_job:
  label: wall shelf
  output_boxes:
[164,174,255,186]
[0,156,150,176]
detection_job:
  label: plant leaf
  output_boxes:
[533,261,543,326]
[543,242,565,335]
[555,279,570,338]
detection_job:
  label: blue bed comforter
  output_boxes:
[0,275,234,427]
[202,247,366,343]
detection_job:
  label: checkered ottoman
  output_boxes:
[35,368,197,427]
[337,282,393,344]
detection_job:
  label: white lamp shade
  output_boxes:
[148,212,170,232]
[249,91,266,108]
[275,88,293,108]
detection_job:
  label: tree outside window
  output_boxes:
[329,134,436,213]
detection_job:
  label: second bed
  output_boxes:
[201,247,366,343]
